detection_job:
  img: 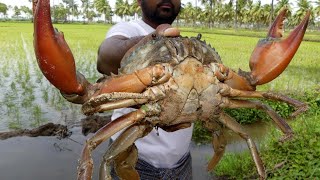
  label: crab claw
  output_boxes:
[249,8,310,85]
[33,0,86,95]
[223,9,310,91]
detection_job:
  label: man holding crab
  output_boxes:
[97,0,193,179]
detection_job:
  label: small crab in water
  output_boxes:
[32,0,310,179]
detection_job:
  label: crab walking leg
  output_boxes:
[113,145,139,180]
[218,83,308,117]
[207,130,226,171]
[77,109,148,180]
[82,86,168,115]
[262,92,308,117]
[219,112,266,179]
[221,99,293,141]
[99,123,153,180]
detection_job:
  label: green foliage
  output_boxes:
[192,121,212,145]
[0,3,8,15]
[213,152,256,179]
[262,115,320,179]
[224,108,266,124]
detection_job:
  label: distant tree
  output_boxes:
[234,0,248,29]
[81,0,90,23]
[115,0,131,21]
[270,0,274,26]
[219,0,234,27]
[13,6,21,18]
[62,0,79,22]
[315,0,320,18]
[130,0,140,19]
[94,0,112,23]
[290,0,313,26]
[180,2,196,26]
[20,6,32,20]
[275,0,292,15]
[0,3,8,18]
[52,3,68,22]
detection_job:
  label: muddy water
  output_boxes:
[0,121,272,180]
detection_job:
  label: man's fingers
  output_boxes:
[156,24,180,37]
[163,27,180,37]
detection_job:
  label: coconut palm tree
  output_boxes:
[234,0,248,29]
[290,0,313,26]
[274,0,292,13]
[62,0,79,22]
[181,2,197,26]
[314,1,320,16]
[219,0,234,27]
[115,0,131,21]
[130,0,140,19]
[199,0,216,28]
[269,0,274,26]
[94,0,112,23]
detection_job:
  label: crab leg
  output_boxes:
[82,84,168,115]
[99,123,153,180]
[219,112,266,179]
[222,99,294,141]
[218,83,308,117]
[78,103,160,180]
[217,9,310,91]
[207,131,226,171]
[77,109,147,180]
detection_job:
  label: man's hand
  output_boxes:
[97,24,180,76]
[155,24,180,37]
[139,24,180,44]
[123,24,180,59]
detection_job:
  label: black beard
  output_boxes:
[141,0,180,24]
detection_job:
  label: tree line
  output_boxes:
[0,0,319,29]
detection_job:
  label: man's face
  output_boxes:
[140,0,181,24]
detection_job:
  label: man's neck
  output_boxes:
[142,16,159,29]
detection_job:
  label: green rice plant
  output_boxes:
[10,82,16,91]
[2,61,10,78]
[7,106,22,130]
[41,87,49,103]
[21,93,35,108]
[30,105,47,127]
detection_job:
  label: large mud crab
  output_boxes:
[33,0,310,179]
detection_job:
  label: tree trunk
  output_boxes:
[269,0,274,27]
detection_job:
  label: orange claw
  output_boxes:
[249,8,310,85]
[33,0,85,95]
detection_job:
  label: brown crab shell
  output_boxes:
[119,36,222,74]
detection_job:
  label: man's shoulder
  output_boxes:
[106,19,153,38]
